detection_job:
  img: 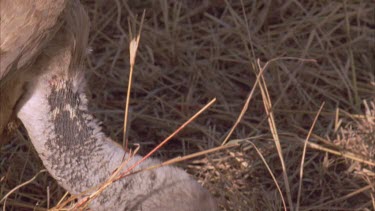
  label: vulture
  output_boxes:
[0,0,217,210]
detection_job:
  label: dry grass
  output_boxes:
[1,0,374,210]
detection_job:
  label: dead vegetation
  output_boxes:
[1,0,374,210]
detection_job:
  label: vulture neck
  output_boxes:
[16,38,217,210]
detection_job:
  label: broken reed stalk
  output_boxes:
[248,141,287,211]
[0,170,48,205]
[255,57,317,211]
[116,98,216,180]
[296,102,325,210]
[122,11,145,149]
[256,59,293,211]
[221,60,267,146]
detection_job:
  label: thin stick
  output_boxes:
[123,11,146,149]
[0,169,47,204]
[117,98,216,179]
[307,184,373,209]
[161,143,238,166]
[126,143,239,175]
[55,191,70,208]
[249,141,287,211]
[221,57,316,147]
[305,140,375,166]
[296,102,325,211]
[294,127,375,166]
[221,62,266,146]
[256,57,316,211]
